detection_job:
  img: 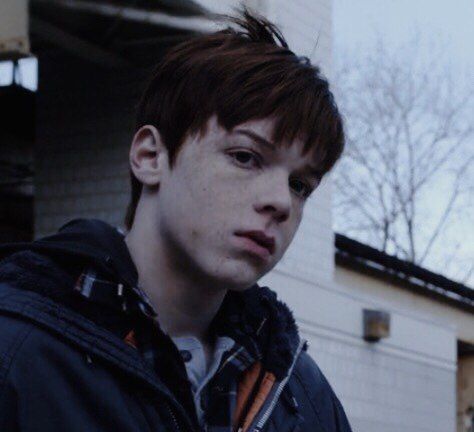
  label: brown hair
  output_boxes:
[124,9,344,230]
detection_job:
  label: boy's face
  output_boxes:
[141,116,321,291]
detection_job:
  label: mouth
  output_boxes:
[234,230,276,258]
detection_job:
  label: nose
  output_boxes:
[253,171,292,224]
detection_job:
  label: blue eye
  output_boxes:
[230,151,261,168]
[289,178,312,199]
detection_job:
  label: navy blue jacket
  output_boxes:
[0,219,352,431]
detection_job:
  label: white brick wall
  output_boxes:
[309,336,455,432]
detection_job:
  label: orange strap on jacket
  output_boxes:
[233,362,276,432]
[124,330,138,348]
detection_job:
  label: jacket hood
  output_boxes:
[0,218,301,379]
[0,218,138,287]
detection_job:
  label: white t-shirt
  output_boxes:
[172,335,235,427]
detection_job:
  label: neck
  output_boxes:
[124,211,227,343]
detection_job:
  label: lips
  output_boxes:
[235,230,276,255]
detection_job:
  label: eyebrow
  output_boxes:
[234,128,323,179]
[235,129,275,151]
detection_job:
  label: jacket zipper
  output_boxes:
[167,402,182,432]
[247,339,306,431]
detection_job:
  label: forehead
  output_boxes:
[232,117,277,141]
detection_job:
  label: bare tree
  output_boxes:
[333,36,473,281]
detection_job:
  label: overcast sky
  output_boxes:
[333,0,473,286]
[334,0,474,71]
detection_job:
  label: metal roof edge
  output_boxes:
[335,233,474,312]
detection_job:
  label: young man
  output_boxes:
[0,10,351,432]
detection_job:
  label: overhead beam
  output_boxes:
[30,17,130,68]
[32,0,217,33]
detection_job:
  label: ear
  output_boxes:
[129,125,169,187]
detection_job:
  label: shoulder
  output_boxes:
[289,350,353,432]
[0,282,48,364]
[0,306,94,424]
[0,313,36,382]
[292,350,335,404]
[0,299,104,431]
[0,282,39,374]
[0,283,82,388]
[0,309,70,383]
[293,350,330,388]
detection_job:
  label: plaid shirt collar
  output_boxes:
[74,267,157,318]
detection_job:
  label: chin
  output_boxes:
[214,272,259,291]
[225,281,257,292]
[211,260,267,291]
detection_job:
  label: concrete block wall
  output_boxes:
[34,56,137,238]
[311,337,456,432]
